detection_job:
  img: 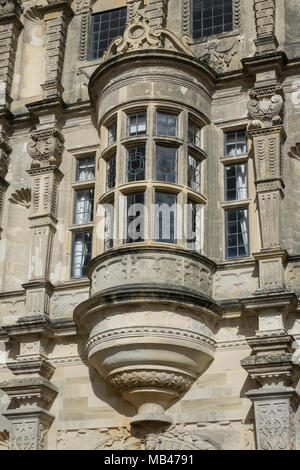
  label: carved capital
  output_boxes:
[27,128,64,169]
[247,93,283,127]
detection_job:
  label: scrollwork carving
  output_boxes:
[9,188,31,208]
[199,36,241,73]
[247,93,283,127]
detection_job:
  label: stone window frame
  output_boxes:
[69,149,97,279]
[98,101,208,253]
[219,121,254,262]
[182,0,241,43]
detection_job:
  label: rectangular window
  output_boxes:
[125,192,145,243]
[157,112,178,137]
[71,230,92,278]
[156,145,177,183]
[106,154,116,190]
[155,192,177,244]
[127,146,146,182]
[187,199,201,251]
[225,163,248,201]
[108,122,117,145]
[226,208,249,258]
[188,154,201,192]
[74,189,94,224]
[224,129,247,156]
[188,120,201,147]
[193,0,233,39]
[89,7,127,60]
[104,203,114,251]
[76,156,95,181]
[127,112,147,136]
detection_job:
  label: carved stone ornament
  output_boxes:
[288,143,300,162]
[9,188,31,209]
[247,93,283,127]
[0,430,9,449]
[103,13,194,61]
[27,128,64,169]
[0,135,12,178]
[199,36,241,73]
[0,0,21,15]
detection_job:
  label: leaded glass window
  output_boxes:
[188,155,201,192]
[225,163,248,201]
[224,129,247,156]
[187,199,201,251]
[193,0,233,39]
[106,154,116,190]
[89,7,127,60]
[127,112,147,136]
[127,146,146,182]
[74,189,94,224]
[155,192,177,244]
[71,230,92,278]
[157,112,178,137]
[226,208,249,258]
[125,192,145,243]
[76,157,95,181]
[108,122,117,145]
[188,120,201,147]
[156,145,177,183]
[104,203,114,250]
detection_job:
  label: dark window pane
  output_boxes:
[226,209,249,259]
[157,112,178,137]
[188,155,201,192]
[125,192,145,243]
[106,154,116,190]
[71,231,92,278]
[193,0,233,39]
[76,156,95,181]
[155,192,177,243]
[127,146,146,182]
[89,7,127,60]
[156,145,177,183]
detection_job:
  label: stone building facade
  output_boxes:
[0,0,300,451]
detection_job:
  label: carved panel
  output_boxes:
[198,36,242,73]
[254,400,292,450]
[27,128,64,169]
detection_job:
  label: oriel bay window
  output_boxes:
[193,0,233,40]
[125,192,145,243]
[71,230,92,278]
[127,112,147,136]
[156,145,177,183]
[187,199,201,251]
[157,111,178,137]
[108,122,117,145]
[225,163,248,201]
[188,120,201,147]
[155,192,177,244]
[106,154,116,190]
[127,146,146,182]
[104,201,114,251]
[226,208,249,259]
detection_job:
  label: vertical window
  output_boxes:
[71,231,92,278]
[89,7,127,60]
[127,112,147,136]
[155,192,177,244]
[74,189,94,224]
[156,145,177,183]
[225,163,248,201]
[104,202,114,251]
[106,154,116,190]
[157,112,178,137]
[127,146,146,182]
[125,192,145,243]
[193,0,233,39]
[188,155,201,192]
[76,157,95,181]
[188,120,201,147]
[224,130,247,156]
[187,199,201,251]
[108,122,117,145]
[226,208,249,258]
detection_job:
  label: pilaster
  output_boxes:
[39,0,73,99]
[0,0,22,109]
[254,0,278,55]
[0,111,12,238]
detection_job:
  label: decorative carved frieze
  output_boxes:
[8,188,31,209]
[103,13,194,61]
[253,0,278,55]
[198,36,241,73]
